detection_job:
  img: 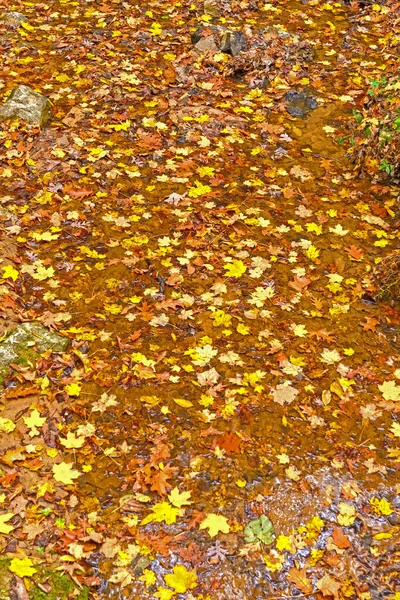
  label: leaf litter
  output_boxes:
[0,0,399,598]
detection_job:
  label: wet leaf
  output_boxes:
[52,463,82,485]
[142,502,183,525]
[0,512,15,534]
[244,515,275,545]
[287,567,313,594]
[23,409,46,437]
[199,514,231,537]
[223,260,247,278]
[316,574,341,599]
[164,565,198,594]
[168,488,192,508]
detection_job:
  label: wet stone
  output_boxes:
[0,322,69,382]
[284,90,318,118]
[220,30,247,56]
[0,85,51,126]
[194,35,219,53]
[191,25,223,45]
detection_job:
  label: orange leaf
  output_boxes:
[287,567,313,594]
[316,574,341,599]
[331,526,351,549]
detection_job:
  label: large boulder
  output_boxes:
[0,322,69,382]
[0,85,51,126]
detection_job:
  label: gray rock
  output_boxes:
[284,90,318,118]
[220,30,247,56]
[0,12,28,27]
[0,322,69,382]
[191,25,224,45]
[0,85,51,126]
[194,35,218,53]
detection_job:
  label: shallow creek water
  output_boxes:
[0,0,399,598]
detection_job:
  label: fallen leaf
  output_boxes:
[316,574,341,599]
[199,514,230,537]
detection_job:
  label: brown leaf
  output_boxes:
[287,567,314,594]
[362,316,380,332]
[218,432,242,455]
[331,526,351,549]
[316,574,341,599]
[289,275,311,291]
[345,245,363,261]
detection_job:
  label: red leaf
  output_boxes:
[217,432,242,455]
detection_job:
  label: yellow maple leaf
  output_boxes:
[65,383,81,397]
[32,265,55,280]
[275,534,293,552]
[164,565,198,594]
[305,245,320,262]
[320,348,341,364]
[0,418,16,433]
[9,557,37,577]
[292,324,308,337]
[168,487,192,508]
[379,381,400,402]
[59,432,85,449]
[1,265,19,281]
[223,260,247,278]
[141,502,183,526]
[390,422,400,437]
[370,497,392,516]
[199,513,230,537]
[337,502,356,526]
[154,587,174,600]
[0,513,14,534]
[52,462,82,485]
[31,231,59,242]
[188,181,211,198]
[23,409,46,437]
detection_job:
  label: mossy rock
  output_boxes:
[0,322,69,383]
[0,559,89,600]
[0,558,13,600]
[30,568,89,600]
